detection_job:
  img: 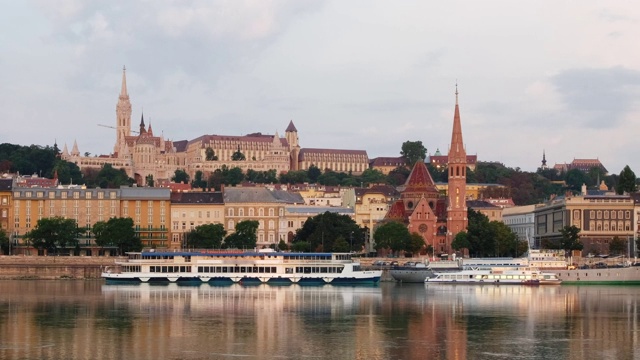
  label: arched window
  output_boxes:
[249,208,254,216]
[238,208,244,217]
[269,208,274,216]
[228,208,234,217]
[228,220,234,229]
[259,208,264,216]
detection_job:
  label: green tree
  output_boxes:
[400,141,427,168]
[332,236,350,253]
[358,169,386,186]
[307,165,322,183]
[406,232,425,255]
[93,217,141,255]
[373,221,410,255]
[291,241,310,252]
[386,166,410,186]
[293,212,363,252]
[466,209,495,257]
[205,147,218,161]
[224,167,244,186]
[279,170,309,184]
[277,239,289,251]
[26,217,81,254]
[0,228,9,255]
[617,165,637,195]
[565,168,590,192]
[145,174,154,187]
[192,170,207,190]
[172,169,189,184]
[208,170,225,191]
[53,159,84,185]
[84,163,134,188]
[185,223,226,249]
[224,220,259,249]
[491,221,519,257]
[451,231,471,252]
[559,225,583,253]
[609,236,626,255]
[231,147,246,161]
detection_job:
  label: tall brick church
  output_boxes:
[385,88,468,255]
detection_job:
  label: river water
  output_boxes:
[0,281,637,360]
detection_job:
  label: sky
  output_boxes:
[1,1,640,174]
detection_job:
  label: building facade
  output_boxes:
[169,192,225,249]
[502,205,536,247]
[534,194,634,255]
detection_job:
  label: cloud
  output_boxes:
[551,66,640,128]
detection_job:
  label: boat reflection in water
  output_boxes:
[0,280,637,360]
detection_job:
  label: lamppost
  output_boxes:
[350,231,354,253]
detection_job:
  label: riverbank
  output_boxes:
[0,255,120,280]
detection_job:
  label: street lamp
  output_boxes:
[350,231,354,253]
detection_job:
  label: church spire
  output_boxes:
[450,85,465,158]
[120,66,128,98]
[447,84,468,253]
[139,112,146,134]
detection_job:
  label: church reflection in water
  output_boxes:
[0,281,638,360]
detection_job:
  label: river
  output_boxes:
[0,281,637,360]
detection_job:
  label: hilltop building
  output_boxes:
[62,67,369,185]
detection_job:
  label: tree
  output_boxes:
[145,174,154,187]
[172,169,189,184]
[192,170,207,190]
[609,236,626,256]
[224,167,244,186]
[332,236,350,253]
[293,212,363,252]
[451,231,471,252]
[559,225,583,253]
[277,239,289,251]
[185,223,226,249]
[565,169,590,193]
[224,220,259,249]
[84,163,133,188]
[291,241,310,252]
[307,165,321,183]
[466,209,494,257]
[617,165,637,195]
[406,233,425,255]
[26,217,81,254]
[93,217,141,255]
[490,221,519,257]
[400,141,427,168]
[0,229,9,255]
[373,221,410,255]
[205,147,218,161]
[231,147,246,161]
[358,169,386,186]
[53,159,84,185]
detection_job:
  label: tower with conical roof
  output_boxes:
[285,120,300,170]
[541,150,548,170]
[446,85,468,248]
[115,66,132,154]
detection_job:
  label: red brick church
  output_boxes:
[384,88,468,255]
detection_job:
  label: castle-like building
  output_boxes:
[385,88,468,255]
[62,67,369,185]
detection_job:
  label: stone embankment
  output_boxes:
[0,256,121,280]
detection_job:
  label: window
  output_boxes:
[249,208,254,216]
[86,192,92,199]
[239,208,244,217]
[228,220,234,229]
[73,192,79,199]
[228,208,234,217]
[259,208,264,216]
[98,192,104,199]
[269,208,274,216]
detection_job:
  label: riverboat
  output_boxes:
[425,269,562,285]
[554,266,640,285]
[102,250,382,285]
[389,261,435,283]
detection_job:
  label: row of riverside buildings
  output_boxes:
[4,67,631,257]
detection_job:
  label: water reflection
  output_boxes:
[0,281,637,359]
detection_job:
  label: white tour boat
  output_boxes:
[425,268,562,285]
[102,250,382,285]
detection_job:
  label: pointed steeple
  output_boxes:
[139,113,146,134]
[541,150,548,169]
[402,160,439,199]
[285,120,297,132]
[62,143,69,157]
[120,66,128,98]
[272,131,281,146]
[71,140,80,156]
[449,83,465,161]
[147,122,153,136]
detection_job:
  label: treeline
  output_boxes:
[2,142,637,207]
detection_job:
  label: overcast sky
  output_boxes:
[2,1,640,174]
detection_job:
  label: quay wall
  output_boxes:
[0,256,120,280]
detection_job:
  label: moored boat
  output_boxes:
[554,265,640,285]
[389,261,436,283]
[425,269,562,285]
[102,250,382,285]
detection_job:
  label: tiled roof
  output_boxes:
[466,200,501,209]
[285,120,297,132]
[370,157,405,167]
[173,140,189,152]
[170,192,223,204]
[120,187,171,199]
[224,188,304,204]
[285,206,353,215]
[300,148,368,156]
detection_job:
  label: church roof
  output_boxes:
[403,160,438,195]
